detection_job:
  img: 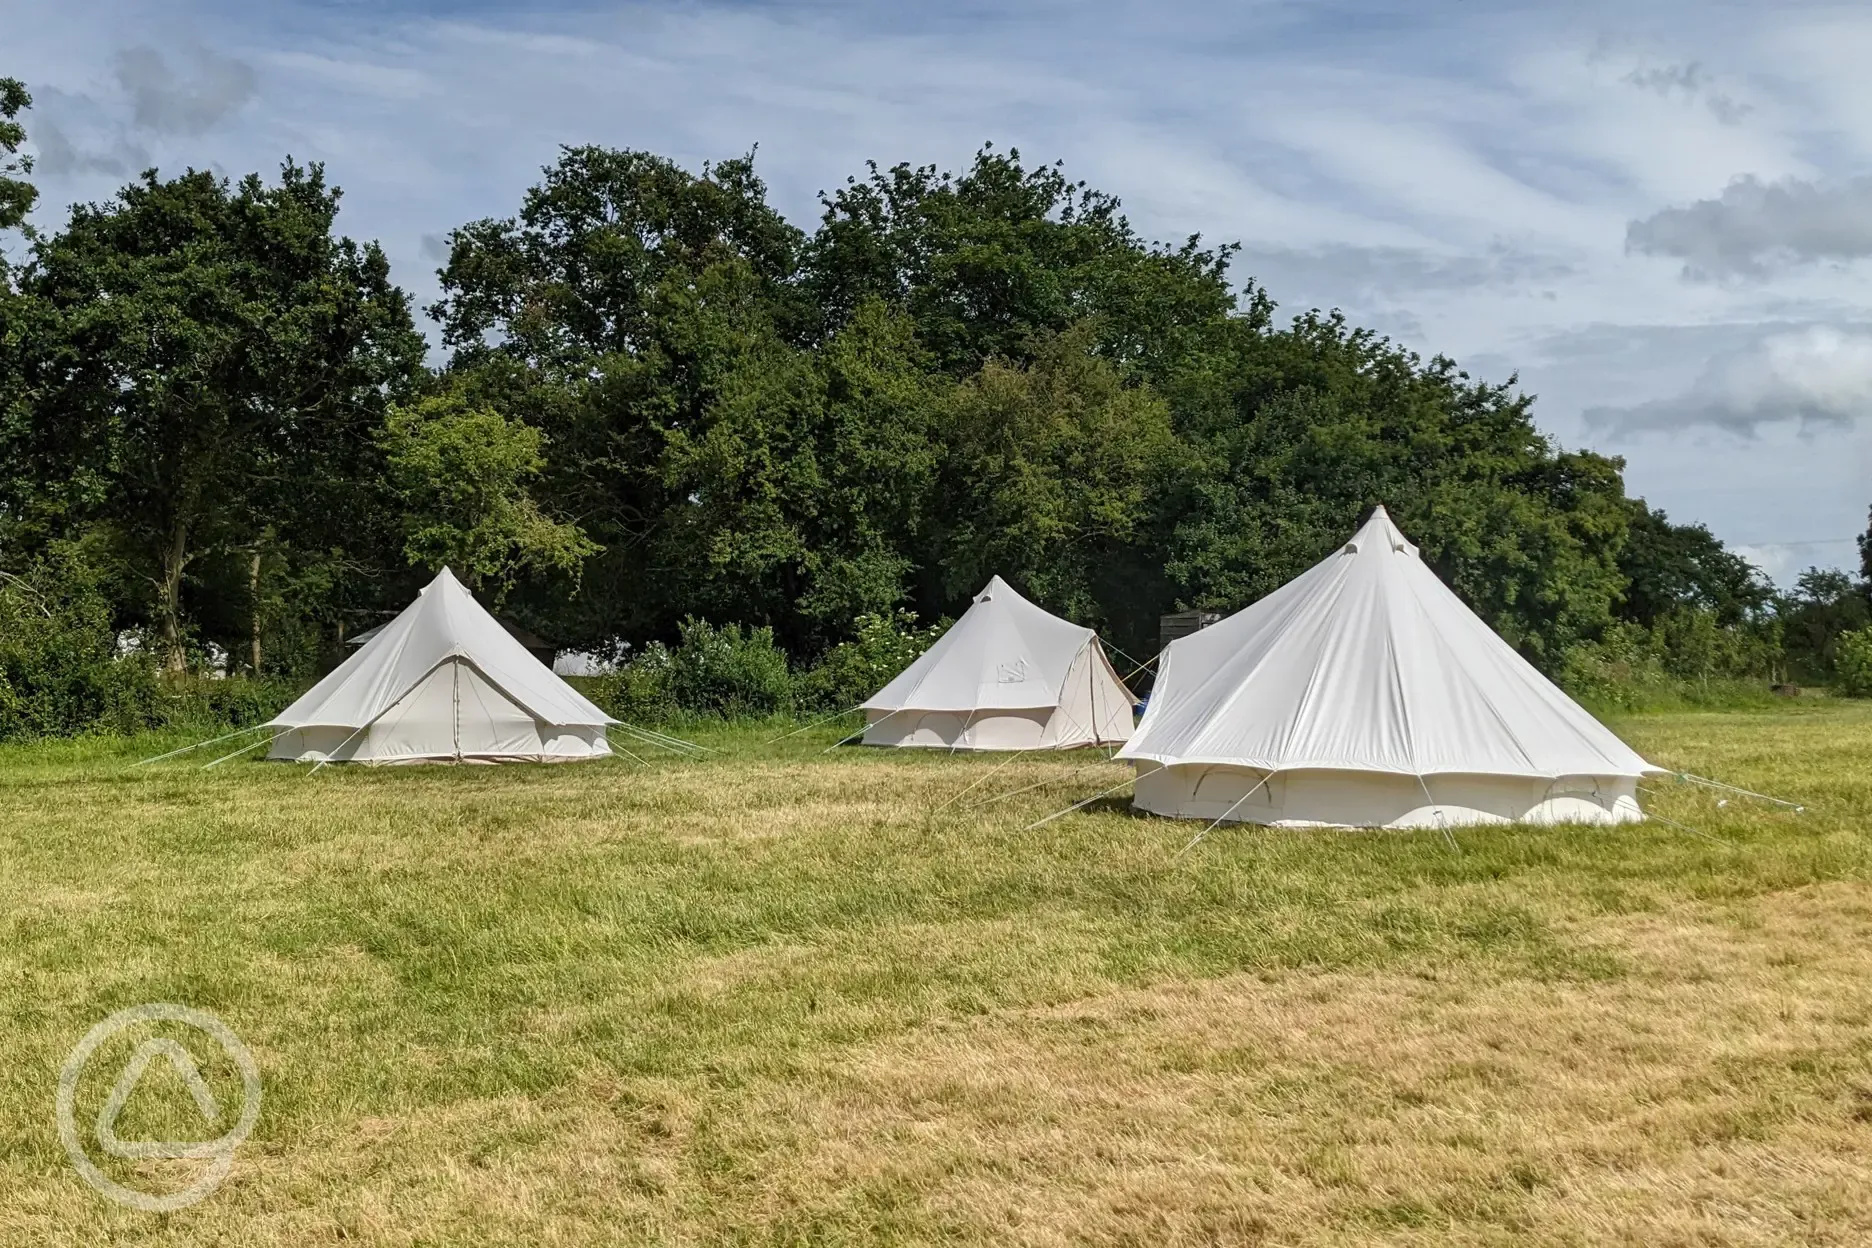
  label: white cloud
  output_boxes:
[1734,544,1799,585]
[1585,326,1872,435]
[6,0,1872,572]
[1627,175,1872,279]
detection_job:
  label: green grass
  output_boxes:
[2,704,1871,1245]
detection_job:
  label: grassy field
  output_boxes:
[2,702,1870,1246]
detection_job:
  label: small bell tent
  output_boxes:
[266,568,615,764]
[1117,508,1659,827]
[860,576,1135,751]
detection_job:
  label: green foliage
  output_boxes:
[1559,617,1778,714]
[935,325,1175,626]
[1619,502,1774,628]
[665,617,794,717]
[0,548,294,741]
[587,609,953,721]
[1779,568,1870,684]
[795,609,950,712]
[1832,628,1872,698]
[6,160,425,669]
[381,390,596,601]
[804,144,1238,376]
[579,643,678,724]
[587,618,795,721]
[2,139,1857,734]
[1160,318,1631,669]
[432,145,809,364]
[0,76,33,236]
[0,549,141,740]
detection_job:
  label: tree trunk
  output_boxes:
[159,513,191,675]
[249,547,263,675]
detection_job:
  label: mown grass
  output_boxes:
[1,703,1870,1245]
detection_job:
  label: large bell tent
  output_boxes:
[266,568,616,765]
[1117,508,1660,828]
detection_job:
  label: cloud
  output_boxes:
[1733,543,1800,585]
[1238,242,1580,309]
[22,45,254,183]
[1627,175,1872,279]
[1584,325,1872,435]
[1621,60,1751,125]
[30,118,139,178]
[24,86,150,180]
[113,45,258,135]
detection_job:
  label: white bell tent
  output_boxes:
[861,576,1136,751]
[1118,508,1659,828]
[266,568,615,765]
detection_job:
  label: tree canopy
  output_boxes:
[4,158,425,669]
[0,83,1860,699]
[0,77,34,242]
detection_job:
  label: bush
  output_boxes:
[1833,627,1872,698]
[795,609,950,712]
[583,618,794,721]
[0,552,138,741]
[0,551,299,742]
[666,618,793,716]
[1559,618,1775,714]
[580,642,678,723]
[579,610,951,724]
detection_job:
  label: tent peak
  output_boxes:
[418,566,467,596]
[1345,506,1417,557]
[975,574,1016,602]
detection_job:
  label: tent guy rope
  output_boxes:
[1020,776,1136,832]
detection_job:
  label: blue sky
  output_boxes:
[7,0,1872,582]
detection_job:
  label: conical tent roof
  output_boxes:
[270,568,614,731]
[1118,508,1654,780]
[864,576,1099,713]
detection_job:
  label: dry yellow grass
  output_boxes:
[0,703,1868,1245]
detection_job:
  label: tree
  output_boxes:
[0,77,34,238]
[433,145,808,366]
[1858,503,1872,587]
[435,149,953,653]
[1780,568,1870,683]
[1160,311,1630,669]
[381,390,596,601]
[0,78,35,559]
[1619,502,1774,627]
[9,162,425,670]
[933,323,1175,630]
[1834,626,1872,697]
[803,144,1236,377]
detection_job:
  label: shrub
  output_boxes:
[0,551,139,741]
[583,619,794,721]
[0,551,299,742]
[795,609,950,712]
[580,642,679,723]
[667,618,793,717]
[1559,618,1775,714]
[1833,627,1872,698]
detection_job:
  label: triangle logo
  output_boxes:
[94,1038,223,1160]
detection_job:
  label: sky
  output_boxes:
[6,0,1872,584]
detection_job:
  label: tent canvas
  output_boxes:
[346,615,557,665]
[1117,508,1660,828]
[860,576,1135,751]
[266,568,616,765]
